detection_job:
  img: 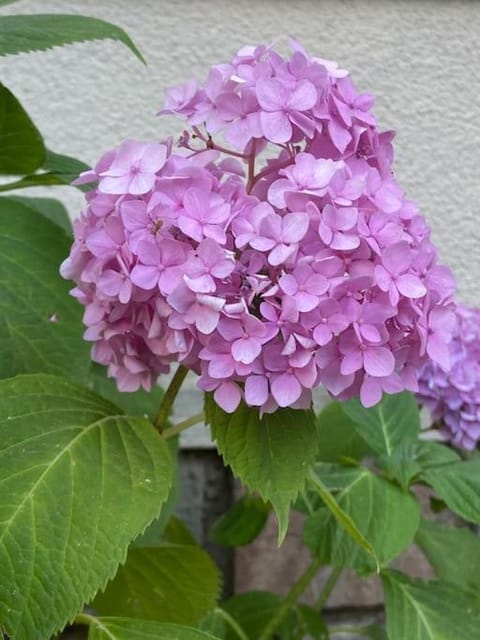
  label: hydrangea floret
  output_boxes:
[418,303,480,450]
[61,41,456,414]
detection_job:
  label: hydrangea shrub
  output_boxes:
[1,26,480,640]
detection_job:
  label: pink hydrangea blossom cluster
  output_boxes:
[417,304,480,450]
[61,42,457,413]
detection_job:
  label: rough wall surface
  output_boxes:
[2,0,480,302]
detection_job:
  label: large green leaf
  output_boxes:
[8,194,72,236]
[342,392,420,457]
[208,494,270,547]
[206,396,318,543]
[0,196,91,381]
[421,460,480,524]
[305,468,420,572]
[0,83,44,174]
[0,374,173,640]
[316,401,370,462]
[382,570,480,640]
[84,617,222,640]
[415,518,480,591]
[0,14,144,62]
[93,517,221,625]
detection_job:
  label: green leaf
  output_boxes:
[0,14,145,62]
[316,401,370,462]
[208,494,270,547]
[43,149,90,185]
[132,447,181,549]
[295,605,329,639]
[415,518,480,591]
[93,521,221,625]
[0,150,92,194]
[84,617,223,640]
[206,395,318,543]
[0,374,173,640]
[91,363,164,421]
[8,195,72,236]
[306,469,420,572]
[0,196,91,382]
[421,460,480,524]
[221,591,295,640]
[381,439,460,489]
[0,83,44,174]
[342,392,420,457]
[382,570,480,640]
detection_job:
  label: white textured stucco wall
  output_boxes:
[2,0,480,303]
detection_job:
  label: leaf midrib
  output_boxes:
[0,414,124,548]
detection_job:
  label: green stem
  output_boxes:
[258,558,323,640]
[74,612,96,627]
[213,607,249,640]
[154,364,188,432]
[313,564,343,612]
[162,411,205,439]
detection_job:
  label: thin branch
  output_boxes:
[162,411,205,439]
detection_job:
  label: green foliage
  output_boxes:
[316,401,370,462]
[93,515,221,625]
[206,395,318,543]
[84,617,222,640]
[0,374,173,640]
[421,460,480,524]
[0,14,145,62]
[8,194,72,236]
[381,439,460,488]
[0,196,91,382]
[0,150,92,194]
[415,518,480,591]
[342,392,419,456]
[221,591,294,640]
[306,467,420,572]
[0,82,44,174]
[295,605,329,639]
[208,494,270,547]
[382,570,480,639]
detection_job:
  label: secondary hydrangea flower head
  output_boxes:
[417,304,480,450]
[62,41,457,413]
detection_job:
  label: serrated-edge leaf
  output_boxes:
[306,468,420,572]
[415,518,480,591]
[84,616,223,640]
[93,542,221,626]
[421,460,480,524]
[382,570,480,640]
[0,374,172,640]
[0,14,145,62]
[342,392,420,457]
[206,395,318,544]
[308,469,379,570]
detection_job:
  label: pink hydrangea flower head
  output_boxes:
[62,41,457,415]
